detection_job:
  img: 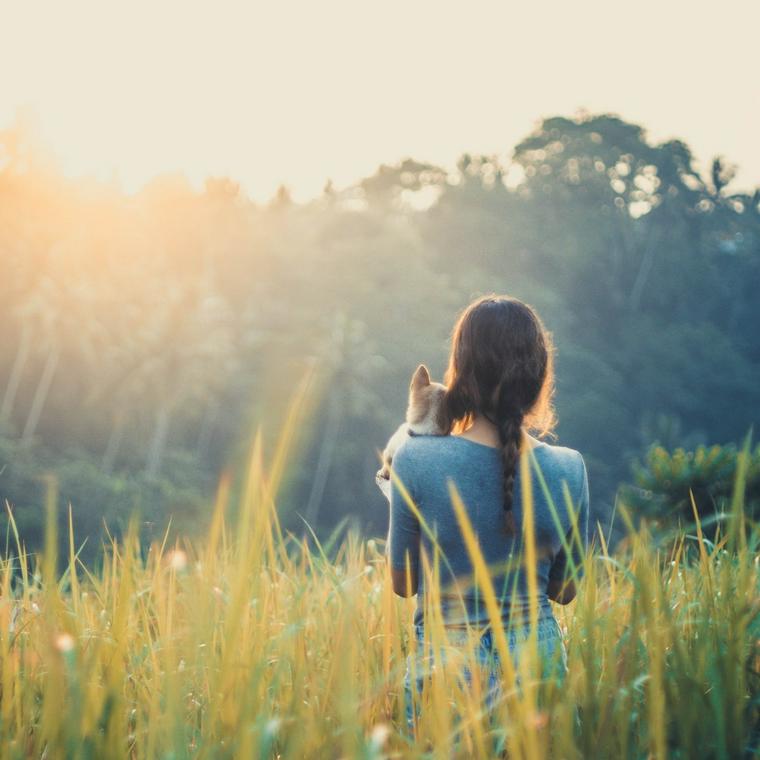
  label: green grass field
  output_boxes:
[1,404,758,759]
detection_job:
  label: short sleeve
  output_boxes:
[548,452,590,584]
[387,443,421,573]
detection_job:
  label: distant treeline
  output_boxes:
[1,112,758,556]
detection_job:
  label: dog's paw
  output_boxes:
[375,470,392,502]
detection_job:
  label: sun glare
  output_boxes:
[1,0,757,200]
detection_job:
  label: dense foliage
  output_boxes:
[1,112,758,554]
[622,437,760,539]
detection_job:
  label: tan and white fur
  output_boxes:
[376,364,447,498]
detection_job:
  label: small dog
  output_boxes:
[375,364,448,498]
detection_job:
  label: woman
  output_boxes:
[385,294,590,734]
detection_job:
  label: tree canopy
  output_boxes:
[1,111,758,556]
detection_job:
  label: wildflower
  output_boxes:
[530,711,549,730]
[370,723,390,747]
[168,549,188,571]
[55,633,75,653]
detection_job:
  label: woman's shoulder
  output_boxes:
[394,432,586,476]
[393,432,455,460]
[397,432,582,459]
[392,432,489,470]
[529,435,582,461]
[529,436,586,489]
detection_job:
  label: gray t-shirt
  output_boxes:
[386,432,590,630]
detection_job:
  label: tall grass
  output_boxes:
[0,381,758,758]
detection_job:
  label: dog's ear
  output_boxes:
[410,363,431,389]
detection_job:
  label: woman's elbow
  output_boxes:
[556,589,577,605]
[547,578,577,605]
[390,567,418,597]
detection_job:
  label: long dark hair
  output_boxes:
[439,294,557,536]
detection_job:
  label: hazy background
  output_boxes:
[1,1,758,558]
[2,0,759,200]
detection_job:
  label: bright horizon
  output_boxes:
[1,0,758,202]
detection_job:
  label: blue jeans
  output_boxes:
[403,615,568,735]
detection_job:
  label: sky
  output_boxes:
[1,0,758,202]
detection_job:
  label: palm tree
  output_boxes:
[302,309,384,531]
[139,281,235,478]
[16,277,64,447]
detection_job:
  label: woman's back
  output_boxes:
[388,432,590,632]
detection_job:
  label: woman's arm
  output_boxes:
[376,444,419,595]
[547,452,590,605]
[385,443,421,597]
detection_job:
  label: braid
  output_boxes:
[498,414,522,536]
[486,408,523,536]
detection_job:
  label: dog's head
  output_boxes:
[406,364,447,434]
